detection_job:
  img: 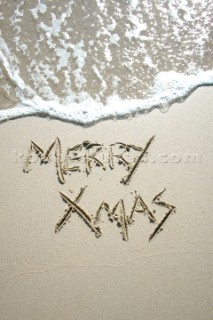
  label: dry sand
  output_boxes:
[0,86,212,320]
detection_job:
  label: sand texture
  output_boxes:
[0,87,212,320]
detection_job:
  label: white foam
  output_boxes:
[129,0,139,11]
[30,2,47,20]
[0,1,212,125]
[0,70,212,125]
[72,41,87,90]
[0,38,33,97]
[125,14,147,40]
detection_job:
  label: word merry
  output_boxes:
[23,136,155,185]
[56,187,176,241]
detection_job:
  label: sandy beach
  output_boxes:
[0,1,213,319]
[0,86,212,319]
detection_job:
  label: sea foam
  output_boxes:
[0,0,212,125]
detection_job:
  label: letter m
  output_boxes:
[23,138,65,184]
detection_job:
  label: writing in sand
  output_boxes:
[23,136,176,241]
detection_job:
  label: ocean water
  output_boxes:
[0,0,212,125]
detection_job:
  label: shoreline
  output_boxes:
[0,79,213,126]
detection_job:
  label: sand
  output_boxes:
[0,86,212,320]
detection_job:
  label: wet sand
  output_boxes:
[0,0,212,110]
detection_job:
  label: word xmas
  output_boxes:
[56,187,176,241]
[23,136,155,185]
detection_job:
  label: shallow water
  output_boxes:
[0,0,212,124]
